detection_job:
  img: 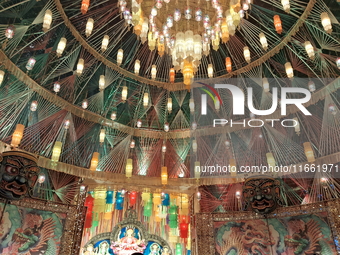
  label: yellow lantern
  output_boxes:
[161,166,168,185]
[11,124,25,148]
[90,152,100,171]
[148,32,156,50]
[192,139,197,153]
[285,62,294,78]
[221,20,229,43]
[303,142,315,162]
[126,158,133,177]
[43,10,52,32]
[85,18,94,37]
[153,193,162,212]
[321,12,332,34]
[151,65,157,80]
[0,70,4,85]
[180,194,189,215]
[158,41,165,57]
[99,75,105,91]
[134,60,140,74]
[207,64,214,78]
[266,152,276,168]
[51,141,62,163]
[183,60,194,86]
[99,129,105,143]
[122,86,128,101]
[194,161,200,179]
[142,188,151,203]
[93,187,107,214]
[243,46,251,63]
[56,37,67,57]
[262,77,269,92]
[259,32,268,51]
[169,68,175,83]
[167,97,172,113]
[76,58,84,75]
[304,41,314,60]
[143,92,149,107]
[117,49,124,66]
[101,35,109,51]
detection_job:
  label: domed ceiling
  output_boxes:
[0,0,340,192]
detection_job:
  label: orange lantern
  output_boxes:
[225,57,232,73]
[169,68,175,83]
[273,15,282,34]
[183,60,194,87]
[81,0,90,14]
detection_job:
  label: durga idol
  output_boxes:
[111,228,146,255]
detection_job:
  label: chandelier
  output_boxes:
[119,0,247,87]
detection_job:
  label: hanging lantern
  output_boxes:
[64,120,70,129]
[262,77,270,92]
[51,141,62,163]
[161,166,168,185]
[243,46,251,63]
[167,97,172,112]
[151,65,157,80]
[304,41,314,60]
[185,6,192,19]
[84,194,94,228]
[137,119,142,128]
[122,86,128,101]
[111,111,117,120]
[328,103,337,115]
[192,139,197,153]
[101,35,109,51]
[221,20,229,43]
[115,191,124,210]
[230,158,237,176]
[321,12,332,34]
[162,144,167,153]
[5,25,15,39]
[235,190,241,199]
[336,58,340,69]
[285,62,294,78]
[93,187,107,214]
[11,124,25,148]
[189,98,195,113]
[225,57,232,73]
[308,80,316,92]
[85,18,94,37]
[56,37,67,57]
[76,58,84,75]
[303,142,315,163]
[164,122,169,132]
[81,0,90,14]
[169,68,175,83]
[293,117,300,134]
[281,0,290,13]
[43,10,52,32]
[117,49,124,66]
[134,60,140,74]
[130,140,135,148]
[129,191,137,206]
[105,190,114,213]
[143,92,149,107]
[26,58,36,71]
[90,152,99,171]
[148,32,156,50]
[175,243,182,255]
[259,32,268,51]
[82,99,88,109]
[99,129,105,143]
[266,152,276,168]
[215,96,220,111]
[180,222,189,238]
[192,121,197,130]
[30,101,38,111]
[126,158,133,178]
[53,82,61,93]
[0,70,4,85]
[207,64,214,78]
[183,60,194,86]
[273,15,282,34]
[99,75,105,91]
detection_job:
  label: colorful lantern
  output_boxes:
[30,101,38,111]
[11,124,25,148]
[129,191,137,206]
[328,103,337,115]
[37,173,46,184]
[126,158,133,178]
[82,99,88,109]
[115,191,124,210]
[225,57,232,73]
[111,111,117,120]
[179,222,189,238]
[303,142,315,162]
[81,0,90,14]
[5,25,15,39]
[43,10,52,32]
[273,15,282,34]
[51,141,62,163]
[26,58,36,71]
[169,68,175,83]
[90,152,99,171]
[164,122,169,132]
[53,82,61,93]
[56,37,67,57]
[84,194,94,228]
[130,140,135,148]
[93,187,107,214]
[183,60,194,86]
[137,119,142,128]
[161,166,168,185]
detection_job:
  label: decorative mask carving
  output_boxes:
[243,177,282,214]
[0,151,39,200]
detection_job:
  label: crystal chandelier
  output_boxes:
[119,0,247,85]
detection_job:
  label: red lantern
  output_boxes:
[225,57,232,73]
[169,68,175,83]
[81,0,90,14]
[179,222,189,238]
[273,15,282,34]
[129,191,137,206]
[84,194,94,228]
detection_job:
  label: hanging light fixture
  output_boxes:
[151,65,157,80]
[134,60,140,74]
[37,173,46,184]
[164,122,169,132]
[122,86,128,101]
[53,82,61,93]
[273,15,282,34]
[214,96,220,111]
[189,98,195,113]
[336,58,340,69]
[101,35,109,51]
[90,152,100,171]
[328,103,337,115]
[235,190,241,199]
[308,80,316,92]
[321,12,332,34]
[85,18,94,37]
[293,117,300,135]
[81,0,90,14]
[167,97,172,113]
[117,49,124,66]
[259,32,268,51]
[64,120,70,129]
[266,152,276,168]
[137,119,142,128]
[111,111,117,120]
[99,129,106,143]
[303,142,315,163]
[169,68,175,83]
[56,37,67,57]
[11,124,25,148]
[304,41,314,60]
[207,64,214,78]
[192,139,197,153]
[30,101,38,111]
[26,58,36,71]
[162,144,167,153]
[0,70,4,85]
[76,58,84,75]
[99,75,105,91]
[281,0,290,13]
[243,46,251,63]
[161,166,168,185]
[262,77,270,92]
[192,121,197,130]
[126,158,133,178]
[225,57,232,73]
[5,25,15,39]
[82,99,88,109]
[130,140,135,148]
[285,62,294,78]
[43,10,52,32]
[183,60,194,86]
[143,92,149,107]
[51,141,62,163]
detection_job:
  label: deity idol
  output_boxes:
[111,227,146,255]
